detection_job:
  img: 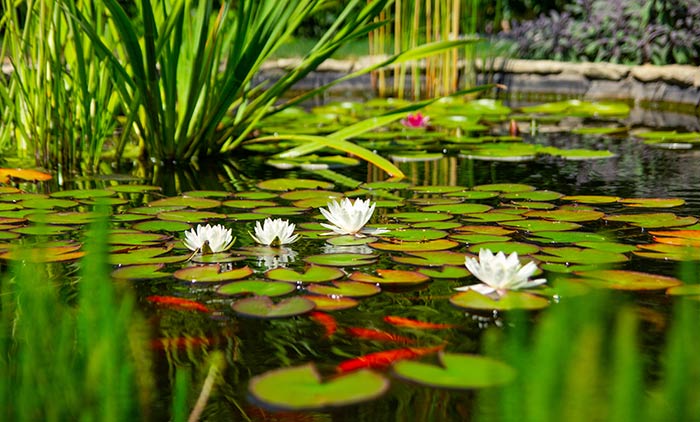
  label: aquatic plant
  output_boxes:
[250,218,299,246]
[183,224,235,253]
[320,198,386,236]
[401,112,431,128]
[457,249,547,297]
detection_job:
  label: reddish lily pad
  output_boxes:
[111,264,171,280]
[618,198,685,208]
[174,264,253,282]
[349,269,431,285]
[368,239,459,252]
[604,213,697,228]
[233,296,315,318]
[302,295,360,311]
[467,242,540,255]
[574,270,682,291]
[524,209,604,222]
[392,251,468,267]
[392,352,515,389]
[248,364,389,410]
[266,265,345,283]
[304,253,378,267]
[217,280,296,297]
[450,290,549,311]
[306,281,381,298]
[418,266,471,279]
[0,168,52,183]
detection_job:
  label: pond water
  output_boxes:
[3,99,700,420]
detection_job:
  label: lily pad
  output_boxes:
[111,264,171,280]
[667,285,700,296]
[524,209,604,222]
[173,264,253,282]
[502,190,563,201]
[391,251,468,267]
[633,243,700,261]
[131,220,192,232]
[473,183,535,193]
[248,364,389,410]
[266,265,345,283]
[326,235,378,246]
[535,247,628,265]
[527,231,610,243]
[50,189,116,199]
[109,231,170,246]
[157,210,227,223]
[390,212,454,222]
[147,197,222,209]
[222,199,278,209]
[20,198,79,209]
[302,295,360,311]
[257,178,334,191]
[109,246,189,265]
[461,212,525,223]
[450,290,549,311]
[108,184,161,193]
[368,239,459,252]
[349,269,431,285]
[12,225,75,236]
[420,203,492,214]
[574,270,682,291]
[392,352,515,389]
[217,280,296,297]
[560,195,620,204]
[304,253,378,267]
[418,266,471,279]
[467,242,540,255]
[232,296,315,319]
[306,281,381,298]
[380,229,447,242]
[411,185,466,194]
[604,213,697,228]
[618,198,685,208]
[500,220,582,232]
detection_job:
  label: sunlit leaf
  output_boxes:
[173,264,253,282]
[217,280,296,297]
[574,270,682,291]
[233,296,315,319]
[349,269,430,285]
[266,265,345,283]
[450,290,549,310]
[306,281,381,298]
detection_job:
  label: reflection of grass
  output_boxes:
[271,37,370,59]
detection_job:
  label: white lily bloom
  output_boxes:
[456,249,546,297]
[183,224,235,254]
[250,218,300,246]
[319,198,386,236]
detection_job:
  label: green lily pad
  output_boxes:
[506,201,556,210]
[132,220,192,232]
[450,290,549,311]
[233,296,315,319]
[217,280,296,297]
[306,281,381,297]
[411,185,466,194]
[412,221,463,230]
[392,352,515,389]
[560,195,620,204]
[574,270,682,291]
[527,231,610,243]
[467,242,540,255]
[222,199,278,209]
[149,197,223,209]
[50,189,116,199]
[191,253,245,264]
[418,266,471,279]
[229,213,269,221]
[501,190,563,201]
[667,284,700,296]
[304,253,378,267]
[236,191,279,200]
[461,212,525,223]
[25,212,101,225]
[254,206,308,216]
[0,244,85,262]
[326,235,378,246]
[380,229,447,242]
[20,198,79,209]
[524,209,604,222]
[257,178,334,191]
[266,265,345,283]
[633,243,700,261]
[361,181,411,190]
[369,239,459,252]
[12,225,75,235]
[450,234,511,243]
[108,184,161,193]
[80,197,130,206]
[182,190,232,198]
[248,364,389,410]
[444,191,499,200]
[109,246,189,265]
[500,220,582,232]
[173,264,253,282]
[302,295,359,311]
[392,251,468,267]
[575,241,638,253]
[535,247,628,265]
[604,213,697,228]
[618,198,685,208]
[420,203,492,214]
[111,264,171,280]
[157,210,227,223]
[349,269,431,285]
[390,212,454,222]
[0,231,20,240]
[473,183,535,193]
[571,126,628,135]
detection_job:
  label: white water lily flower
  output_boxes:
[319,198,386,236]
[250,218,300,246]
[183,224,235,254]
[456,249,546,297]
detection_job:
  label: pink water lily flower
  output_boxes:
[401,112,430,128]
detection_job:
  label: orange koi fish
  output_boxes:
[337,344,445,373]
[146,295,211,313]
[309,311,337,338]
[345,327,415,344]
[384,315,457,330]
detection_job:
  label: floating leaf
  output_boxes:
[109,231,170,246]
[604,213,697,228]
[450,290,549,310]
[26,212,100,225]
[50,189,115,199]
[173,264,253,282]
[257,178,333,191]
[222,199,277,209]
[266,265,345,283]
[182,190,231,198]
[12,225,75,236]
[502,190,563,201]
[157,210,227,223]
[148,197,221,209]
[248,364,388,410]
[445,190,499,200]
[667,285,700,297]
[217,280,296,297]
[111,264,171,280]
[524,209,604,222]
[411,185,466,194]
[233,296,315,319]
[109,246,189,266]
[255,206,308,216]
[392,352,515,389]
[473,183,535,193]
[20,198,79,209]
[467,242,540,255]
[575,242,638,253]
[527,231,610,243]
[574,270,682,291]
[326,235,378,246]
[108,184,161,193]
[0,244,84,262]
[450,234,511,243]
[535,247,628,265]
[390,212,454,222]
[132,220,191,232]
[461,212,525,223]
[420,203,492,214]
[392,251,468,267]
[380,229,447,242]
[633,243,700,261]
[302,295,359,311]
[349,269,430,285]
[304,253,378,267]
[369,239,459,252]
[500,220,582,232]
[560,195,620,204]
[618,198,685,208]
[306,281,381,298]
[418,266,470,279]
[413,221,463,230]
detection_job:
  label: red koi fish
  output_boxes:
[309,311,337,338]
[337,344,445,373]
[146,295,210,313]
[384,315,456,330]
[345,327,415,344]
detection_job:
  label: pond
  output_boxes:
[3,97,700,421]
